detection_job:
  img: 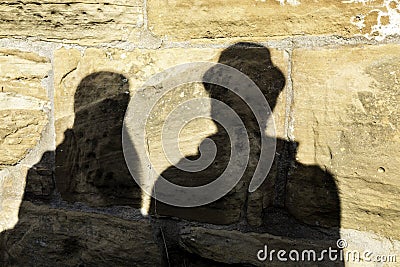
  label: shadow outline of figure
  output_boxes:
[0,71,146,266]
[55,71,141,206]
[150,42,343,265]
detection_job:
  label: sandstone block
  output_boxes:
[0,109,48,168]
[147,0,393,41]
[0,49,50,99]
[0,202,162,266]
[0,49,51,169]
[179,226,342,266]
[291,44,400,239]
[0,0,143,45]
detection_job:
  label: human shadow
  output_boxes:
[150,42,343,265]
[55,71,141,206]
[1,71,143,265]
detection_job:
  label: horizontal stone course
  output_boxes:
[147,0,390,41]
[0,0,144,45]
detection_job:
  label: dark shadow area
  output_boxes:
[150,42,342,266]
[55,71,141,206]
[0,46,342,266]
[0,72,146,266]
[150,43,285,224]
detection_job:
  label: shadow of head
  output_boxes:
[203,42,285,129]
[73,71,129,113]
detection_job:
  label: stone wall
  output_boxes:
[0,0,400,266]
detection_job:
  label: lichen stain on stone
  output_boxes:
[347,0,400,40]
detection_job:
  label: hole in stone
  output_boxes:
[377,167,385,173]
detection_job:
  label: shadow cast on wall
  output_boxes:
[0,72,145,266]
[150,42,342,265]
[1,43,342,266]
[55,72,141,206]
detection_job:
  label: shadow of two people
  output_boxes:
[1,42,341,266]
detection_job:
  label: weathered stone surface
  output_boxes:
[179,226,342,266]
[54,45,288,224]
[346,0,400,41]
[0,0,143,45]
[0,108,48,168]
[0,202,162,266]
[0,49,51,169]
[0,49,50,99]
[147,0,390,41]
[2,1,400,265]
[340,228,400,267]
[0,166,29,232]
[0,153,53,233]
[291,44,400,239]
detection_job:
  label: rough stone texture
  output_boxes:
[148,45,287,225]
[291,44,400,239]
[0,49,50,169]
[179,226,342,266]
[0,49,50,99]
[0,202,162,266]
[346,0,400,41]
[147,0,388,41]
[0,0,144,45]
[179,226,400,267]
[2,1,400,264]
[54,46,288,225]
[340,228,400,267]
[0,166,30,232]
[0,109,48,168]
[0,48,51,231]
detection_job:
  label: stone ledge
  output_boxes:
[0,202,162,266]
